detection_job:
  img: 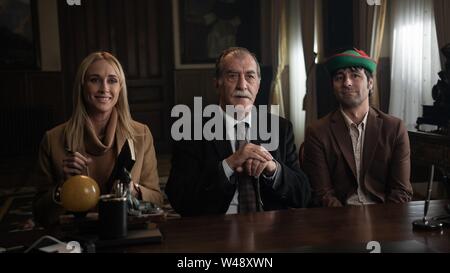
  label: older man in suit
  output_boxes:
[166,47,310,216]
[303,48,412,207]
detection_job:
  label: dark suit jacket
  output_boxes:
[166,114,311,216]
[303,107,412,207]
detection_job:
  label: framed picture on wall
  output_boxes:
[0,0,40,70]
[172,0,260,69]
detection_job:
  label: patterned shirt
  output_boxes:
[340,109,377,205]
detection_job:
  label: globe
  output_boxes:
[61,175,100,212]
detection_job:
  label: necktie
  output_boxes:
[235,122,258,213]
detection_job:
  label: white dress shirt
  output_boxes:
[219,109,280,214]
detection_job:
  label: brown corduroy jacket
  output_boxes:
[303,107,413,207]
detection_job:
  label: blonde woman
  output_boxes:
[32,52,163,226]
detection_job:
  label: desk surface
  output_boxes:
[1,200,449,253]
[124,200,450,253]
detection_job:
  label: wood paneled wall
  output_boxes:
[0,71,64,156]
[174,66,273,111]
[377,57,391,113]
[0,71,63,188]
[58,0,174,152]
[174,69,217,108]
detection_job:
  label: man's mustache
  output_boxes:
[233,90,253,99]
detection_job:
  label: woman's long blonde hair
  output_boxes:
[64,51,135,151]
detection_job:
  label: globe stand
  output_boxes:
[66,211,97,235]
[72,211,88,219]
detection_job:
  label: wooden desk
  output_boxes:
[121,200,450,253]
[408,129,450,196]
[1,201,449,253]
[408,129,450,171]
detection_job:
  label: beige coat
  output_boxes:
[32,120,163,226]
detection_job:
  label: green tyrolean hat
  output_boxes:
[325,48,377,74]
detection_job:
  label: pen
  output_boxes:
[423,164,435,223]
[412,164,442,230]
[65,147,74,155]
[64,148,90,176]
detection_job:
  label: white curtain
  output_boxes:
[288,0,307,148]
[389,0,441,126]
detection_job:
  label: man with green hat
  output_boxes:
[303,48,412,207]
